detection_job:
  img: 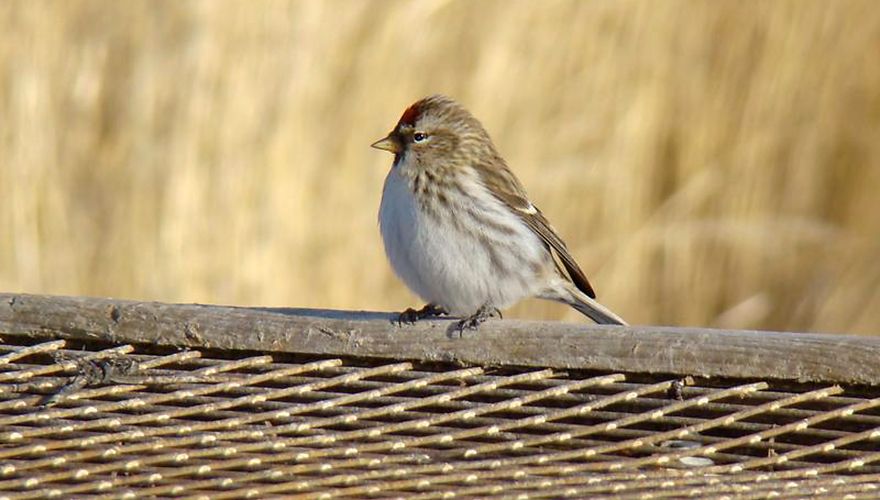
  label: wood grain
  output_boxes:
[1,293,878,384]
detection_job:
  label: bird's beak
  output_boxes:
[371,134,402,154]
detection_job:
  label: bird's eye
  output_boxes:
[413,132,428,143]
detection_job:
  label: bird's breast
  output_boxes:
[378,165,550,314]
[378,167,435,302]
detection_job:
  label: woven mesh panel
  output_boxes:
[0,336,878,499]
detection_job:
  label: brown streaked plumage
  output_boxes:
[373,95,626,331]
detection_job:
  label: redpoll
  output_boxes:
[372,95,626,331]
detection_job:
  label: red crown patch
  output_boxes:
[398,102,422,127]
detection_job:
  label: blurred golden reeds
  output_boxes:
[1,0,878,334]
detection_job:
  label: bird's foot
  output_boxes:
[396,303,448,326]
[453,305,502,336]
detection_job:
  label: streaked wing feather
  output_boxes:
[477,159,597,299]
[521,208,596,299]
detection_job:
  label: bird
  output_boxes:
[371,95,626,332]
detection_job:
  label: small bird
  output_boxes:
[372,95,626,331]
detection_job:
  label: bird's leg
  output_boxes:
[453,305,502,335]
[397,303,448,326]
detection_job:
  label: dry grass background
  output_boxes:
[1,0,878,334]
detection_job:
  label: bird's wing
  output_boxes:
[476,159,597,299]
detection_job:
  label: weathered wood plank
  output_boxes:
[0,293,878,384]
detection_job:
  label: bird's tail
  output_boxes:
[544,282,628,326]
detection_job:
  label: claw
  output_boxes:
[452,305,500,336]
[397,307,420,326]
[395,303,448,326]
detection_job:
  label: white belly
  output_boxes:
[378,167,546,315]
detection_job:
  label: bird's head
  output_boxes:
[371,95,495,170]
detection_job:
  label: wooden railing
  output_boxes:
[1,293,878,385]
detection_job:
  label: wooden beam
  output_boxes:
[1,293,878,385]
